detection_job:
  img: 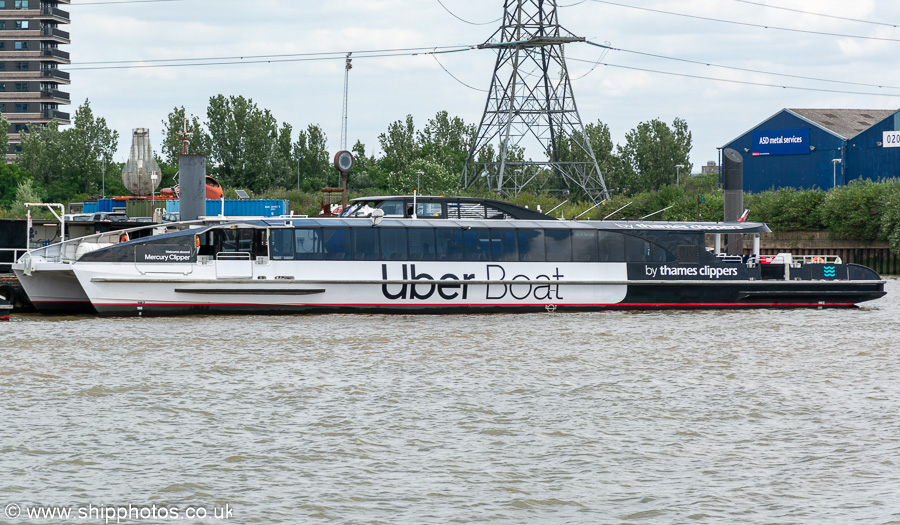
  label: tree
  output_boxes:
[64,99,120,196]
[418,111,474,177]
[378,115,418,174]
[617,118,692,195]
[0,162,29,210]
[0,114,8,156]
[161,106,211,166]
[205,95,290,193]
[294,124,331,192]
[18,100,119,201]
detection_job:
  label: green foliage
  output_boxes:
[205,95,294,194]
[617,118,692,195]
[9,179,46,218]
[0,162,29,210]
[818,179,889,240]
[744,188,827,231]
[17,100,119,202]
[880,182,900,253]
[161,106,211,166]
[0,113,8,155]
[295,124,332,192]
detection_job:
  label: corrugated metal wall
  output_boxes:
[723,110,847,193]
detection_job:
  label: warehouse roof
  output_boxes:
[788,108,897,139]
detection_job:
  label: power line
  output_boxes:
[589,0,900,43]
[584,42,900,91]
[71,45,474,67]
[431,51,487,92]
[570,59,900,98]
[434,0,501,26]
[71,0,184,4]
[731,0,900,28]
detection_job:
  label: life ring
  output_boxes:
[119,232,129,243]
[811,256,824,264]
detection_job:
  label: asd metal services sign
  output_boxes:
[752,128,810,156]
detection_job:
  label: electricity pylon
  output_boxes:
[461,0,609,203]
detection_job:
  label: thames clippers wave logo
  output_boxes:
[823,266,837,278]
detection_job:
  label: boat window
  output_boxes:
[214,229,260,259]
[408,228,436,260]
[436,229,463,261]
[352,229,380,261]
[572,230,599,262]
[322,228,350,260]
[381,228,408,261]
[598,231,625,262]
[463,229,491,261]
[490,229,518,262]
[518,229,545,262]
[378,201,405,217]
[294,228,323,260]
[416,202,443,218]
[623,234,674,262]
[545,230,572,262]
[270,229,295,260]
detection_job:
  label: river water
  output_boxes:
[2,280,899,524]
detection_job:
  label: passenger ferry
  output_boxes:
[64,215,884,316]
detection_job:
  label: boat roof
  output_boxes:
[348,195,555,220]
[186,218,772,234]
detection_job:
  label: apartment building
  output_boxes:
[0,0,70,160]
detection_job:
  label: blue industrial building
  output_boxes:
[722,108,900,193]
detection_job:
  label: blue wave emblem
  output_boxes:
[823,266,836,278]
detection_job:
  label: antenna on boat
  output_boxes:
[604,202,632,220]
[575,200,605,219]
[546,200,568,217]
[640,205,674,220]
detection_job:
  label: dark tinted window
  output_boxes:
[545,230,572,262]
[408,228,435,260]
[491,229,518,262]
[598,231,625,262]
[436,229,463,261]
[518,229,545,262]
[270,229,295,260]
[463,229,491,261]
[381,228,408,260]
[353,228,379,260]
[322,228,350,260]
[572,230,598,262]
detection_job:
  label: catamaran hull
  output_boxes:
[73,260,886,317]
[12,266,94,314]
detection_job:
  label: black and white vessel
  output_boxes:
[66,215,885,316]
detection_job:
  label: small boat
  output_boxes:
[61,215,884,316]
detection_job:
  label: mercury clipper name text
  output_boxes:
[380,264,565,301]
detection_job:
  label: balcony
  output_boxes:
[41,26,71,43]
[41,69,70,82]
[41,6,70,23]
[40,48,70,63]
[41,88,70,101]
[44,109,69,121]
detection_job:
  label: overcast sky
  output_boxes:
[67,0,900,175]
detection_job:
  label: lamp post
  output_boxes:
[675,164,685,185]
[416,171,424,194]
[832,158,842,189]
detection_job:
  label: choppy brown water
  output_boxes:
[2,280,899,524]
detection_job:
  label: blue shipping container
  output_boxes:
[166,199,289,217]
